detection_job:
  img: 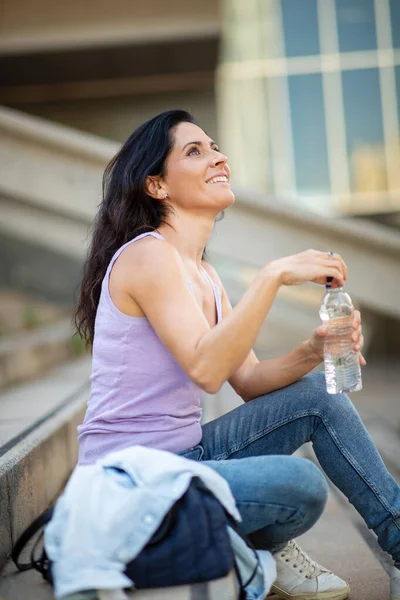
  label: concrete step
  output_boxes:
[0,288,85,391]
[0,564,237,600]
[0,289,67,336]
[280,485,390,599]
[0,357,91,568]
[296,443,394,599]
[0,318,86,390]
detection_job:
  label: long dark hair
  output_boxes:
[74,109,196,345]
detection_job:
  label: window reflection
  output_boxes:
[389,0,400,49]
[281,0,320,57]
[288,73,330,195]
[342,68,387,192]
[335,0,377,52]
[396,67,400,125]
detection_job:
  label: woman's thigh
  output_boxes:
[200,371,329,461]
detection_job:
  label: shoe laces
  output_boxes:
[278,540,328,579]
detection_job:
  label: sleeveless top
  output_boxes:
[77,231,222,465]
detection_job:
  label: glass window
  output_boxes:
[395,66,400,125]
[342,68,387,192]
[390,0,400,49]
[288,73,330,195]
[335,0,377,52]
[281,0,320,57]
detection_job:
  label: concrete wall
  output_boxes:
[0,0,220,54]
[9,89,217,143]
[0,232,82,308]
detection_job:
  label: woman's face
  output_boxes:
[161,121,234,213]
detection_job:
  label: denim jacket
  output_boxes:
[45,446,276,600]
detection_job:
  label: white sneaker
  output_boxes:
[269,540,350,600]
[391,566,400,600]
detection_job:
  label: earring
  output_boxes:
[162,193,169,199]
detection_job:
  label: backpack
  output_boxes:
[12,477,258,599]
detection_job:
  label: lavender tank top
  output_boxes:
[77,232,222,465]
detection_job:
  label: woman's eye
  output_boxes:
[187,147,200,156]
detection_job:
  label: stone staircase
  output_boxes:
[0,290,86,393]
[0,289,89,571]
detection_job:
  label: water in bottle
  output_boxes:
[319,282,362,394]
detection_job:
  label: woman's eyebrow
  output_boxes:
[181,140,218,151]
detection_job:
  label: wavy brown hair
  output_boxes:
[74,110,196,345]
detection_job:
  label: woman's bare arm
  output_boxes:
[120,238,346,394]
[202,263,321,401]
[205,263,363,402]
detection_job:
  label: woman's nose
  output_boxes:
[212,151,228,167]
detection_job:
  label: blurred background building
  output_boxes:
[219,0,400,223]
[0,0,399,413]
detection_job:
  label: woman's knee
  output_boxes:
[288,459,328,536]
[267,455,328,518]
[292,457,328,521]
[301,371,353,417]
[265,456,328,538]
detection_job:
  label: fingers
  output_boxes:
[306,251,345,286]
[359,353,367,366]
[320,251,348,282]
[315,325,328,337]
[351,310,363,351]
[352,310,361,328]
[353,334,364,352]
[328,257,347,282]
[325,267,345,287]
[351,324,362,342]
[301,249,347,287]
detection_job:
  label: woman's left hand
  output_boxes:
[308,309,367,365]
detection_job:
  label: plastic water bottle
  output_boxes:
[319,280,362,394]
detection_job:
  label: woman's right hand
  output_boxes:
[266,249,348,287]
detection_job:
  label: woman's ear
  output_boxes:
[145,176,168,201]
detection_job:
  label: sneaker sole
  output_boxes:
[269,584,350,600]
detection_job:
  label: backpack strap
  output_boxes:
[12,506,54,574]
[226,513,261,594]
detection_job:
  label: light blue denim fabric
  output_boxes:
[44,446,270,600]
[180,371,400,566]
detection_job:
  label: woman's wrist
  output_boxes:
[262,261,284,287]
[302,339,324,365]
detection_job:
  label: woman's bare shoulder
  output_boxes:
[114,235,182,279]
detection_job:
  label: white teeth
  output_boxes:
[207,176,228,184]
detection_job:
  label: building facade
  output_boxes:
[218,0,400,217]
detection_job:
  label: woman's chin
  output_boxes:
[221,189,235,209]
[193,189,235,213]
[210,184,235,202]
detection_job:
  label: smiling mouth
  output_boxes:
[207,176,229,184]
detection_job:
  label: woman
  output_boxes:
[75,110,400,600]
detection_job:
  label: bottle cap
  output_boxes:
[326,276,333,289]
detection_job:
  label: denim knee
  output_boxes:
[301,371,353,417]
[294,458,328,529]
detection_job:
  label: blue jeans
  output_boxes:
[180,372,400,564]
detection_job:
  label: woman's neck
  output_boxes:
[158,211,215,268]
